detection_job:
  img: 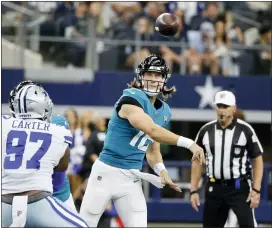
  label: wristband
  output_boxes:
[153,163,167,176]
[252,188,260,194]
[177,136,194,149]
[190,190,198,196]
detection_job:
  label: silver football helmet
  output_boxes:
[9,80,43,117]
[13,84,53,121]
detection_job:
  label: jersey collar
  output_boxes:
[216,117,237,130]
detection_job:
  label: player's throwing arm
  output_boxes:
[119,104,206,164]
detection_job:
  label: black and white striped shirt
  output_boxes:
[195,118,263,180]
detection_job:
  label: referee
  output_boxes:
[190,90,264,227]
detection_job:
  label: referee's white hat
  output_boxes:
[214,90,236,106]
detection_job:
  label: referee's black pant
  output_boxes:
[203,178,257,228]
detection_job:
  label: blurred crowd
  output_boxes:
[2,1,271,76]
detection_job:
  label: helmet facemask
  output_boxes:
[136,54,171,97]
[138,71,167,97]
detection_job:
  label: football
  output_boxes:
[155,13,179,37]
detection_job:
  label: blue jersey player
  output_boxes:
[80,54,205,227]
[51,114,77,213]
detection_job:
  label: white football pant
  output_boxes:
[64,193,78,213]
[80,159,147,227]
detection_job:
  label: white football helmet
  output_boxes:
[13,84,53,121]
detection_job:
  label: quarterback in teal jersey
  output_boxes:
[51,115,77,213]
[80,54,205,227]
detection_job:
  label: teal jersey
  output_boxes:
[52,176,71,202]
[99,88,171,170]
[50,115,71,202]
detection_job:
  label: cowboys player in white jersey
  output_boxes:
[2,81,88,227]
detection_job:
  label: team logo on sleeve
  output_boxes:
[164,116,168,122]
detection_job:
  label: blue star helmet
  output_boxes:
[134,54,176,99]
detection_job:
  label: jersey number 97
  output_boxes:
[4,130,52,170]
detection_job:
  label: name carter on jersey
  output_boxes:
[12,119,51,131]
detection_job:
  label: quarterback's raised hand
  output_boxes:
[189,143,205,165]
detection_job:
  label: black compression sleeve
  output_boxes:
[116,96,143,116]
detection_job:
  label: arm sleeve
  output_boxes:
[246,127,263,159]
[195,128,204,148]
[64,136,72,144]
[63,128,73,147]
[116,96,143,114]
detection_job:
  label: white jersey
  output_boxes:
[2,115,72,194]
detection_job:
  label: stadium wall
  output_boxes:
[2,69,271,123]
